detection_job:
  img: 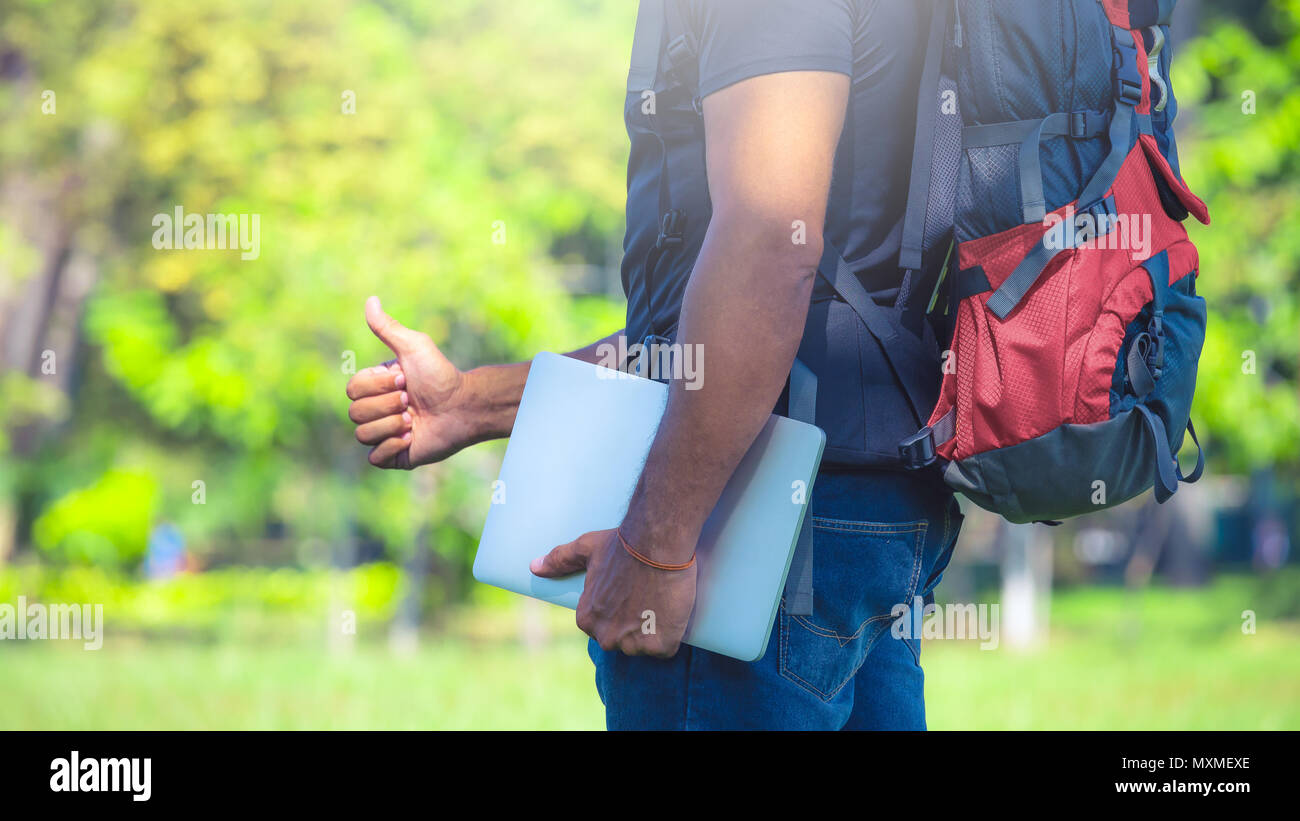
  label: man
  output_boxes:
[346,0,962,730]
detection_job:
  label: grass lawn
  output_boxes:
[1,576,1296,730]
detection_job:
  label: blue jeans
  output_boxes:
[589,469,963,730]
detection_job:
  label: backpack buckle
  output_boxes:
[664,34,697,86]
[1116,76,1143,107]
[1069,111,1089,138]
[656,209,686,249]
[631,333,675,382]
[1112,32,1144,106]
[898,426,937,470]
[1147,315,1165,377]
[1069,110,1105,139]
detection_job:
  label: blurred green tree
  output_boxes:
[0,0,631,575]
[1,0,1296,589]
[1175,0,1300,473]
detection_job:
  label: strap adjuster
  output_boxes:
[1068,110,1107,139]
[898,426,937,470]
[1069,111,1089,138]
[1112,34,1144,106]
[656,209,686,249]
[664,34,696,85]
[1147,315,1165,375]
[632,333,675,382]
[1116,76,1143,106]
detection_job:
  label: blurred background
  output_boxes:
[0,0,1296,730]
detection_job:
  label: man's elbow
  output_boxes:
[711,208,825,286]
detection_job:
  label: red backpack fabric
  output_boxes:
[897,0,1208,522]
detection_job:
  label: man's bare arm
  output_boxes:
[348,304,624,467]
[463,330,627,441]
[619,70,849,561]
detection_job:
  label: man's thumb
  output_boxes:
[365,296,415,354]
[530,536,593,578]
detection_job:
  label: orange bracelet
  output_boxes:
[617,528,695,571]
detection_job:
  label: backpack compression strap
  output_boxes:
[984,24,1145,320]
[786,358,817,615]
[898,0,955,274]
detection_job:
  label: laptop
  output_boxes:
[473,352,825,662]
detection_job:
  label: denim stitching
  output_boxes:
[907,522,924,604]
[782,619,896,702]
[901,632,922,666]
[811,517,927,535]
[779,522,929,701]
[793,521,928,642]
[792,610,895,644]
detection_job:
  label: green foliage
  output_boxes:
[1174,2,1300,472]
[0,0,631,565]
[31,468,157,565]
[0,562,403,638]
[2,0,1297,582]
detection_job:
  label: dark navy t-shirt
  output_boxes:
[620,0,931,347]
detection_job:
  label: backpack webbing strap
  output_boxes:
[784,358,817,616]
[660,0,699,103]
[898,406,955,469]
[1127,335,1159,396]
[818,243,939,428]
[1136,407,1205,504]
[955,265,992,301]
[1180,420,1205,483]
[983,111,1113,224]
[986,25,1142,320]
[626,0,664,93]
[962,110,1111,148]
[985,193,1118,320]
[1136,405,1180,503]
[962,110,1112,225]
[898,0,953,273]
[931,406,956,447]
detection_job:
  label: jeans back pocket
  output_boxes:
[779,518,927,702]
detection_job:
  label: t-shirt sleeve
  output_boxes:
[692,0,855,100]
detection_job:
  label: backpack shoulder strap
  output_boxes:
[627,0,665,93]
[898,0,955,276]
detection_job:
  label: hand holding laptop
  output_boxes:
[347,303,825,662]
[474,353,824,662]
[347,302,705,657]
[532,527,697,657]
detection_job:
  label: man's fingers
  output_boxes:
[346,365,404,400]
[530,534,598,578]
[645,636,680,659]
[354,412,411,445]
[349,390,409,424]
[365,296,419,356]
[575,604,596,638]
[368,433,412,468]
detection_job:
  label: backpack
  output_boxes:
[885,0,1210,524]
[635,0,1211,615]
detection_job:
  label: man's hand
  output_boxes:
[346,296,482,469]
[531,529,696,658]
[347,299,625,469]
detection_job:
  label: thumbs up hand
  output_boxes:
[346,297,478,469]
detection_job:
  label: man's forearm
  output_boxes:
[619,221,819,562]
[463,330,626,441]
